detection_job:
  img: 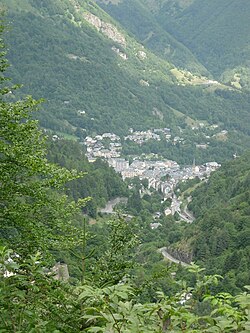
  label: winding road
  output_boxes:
[159,247,190,267]
[98,197,128,214]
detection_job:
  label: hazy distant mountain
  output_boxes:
[138,0,250,90]
[97,0,250,90]
[95,0,209,75]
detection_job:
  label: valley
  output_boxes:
[0,1,249,331]
[81,126,220,220]
[2,0,250,164]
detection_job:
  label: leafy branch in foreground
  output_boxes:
[77,263,250,332]
[0,92,89,254]
[1,248,249,333]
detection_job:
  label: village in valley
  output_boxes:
[82,127,221,222]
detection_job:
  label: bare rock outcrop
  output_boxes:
[111,46,128,60]
[137,50,147,60]
[84,12,126,47]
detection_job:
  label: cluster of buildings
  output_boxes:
[83,128,174,161]
[84,132,122,161]
[82,129,221,223]
[106,156,220,222]
[83,129,220,220]
[124,130,160,144]
[82,124,229,161]
[83,125,228,159]
[124,128,171,145]
[83,129,172,161]
[83,131,220,196]
[107,157,220,195]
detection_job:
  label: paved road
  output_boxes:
[182,205,195,222]
[159,247,190,267]
[98,197,128,214]
[178,207,194,223]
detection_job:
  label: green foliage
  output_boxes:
[1,7,250,333]
[3,0,174,134]
[140,0,250,89]
[0,95,86,254]
[187,152,250,292]
[96,0,208,74]
[0,247,85,332]
[47,140,128,217]
[0,23,87,255]
[88,216,139,286]
[1,245,250,332]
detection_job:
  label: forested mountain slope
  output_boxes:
[1,0,250,163]
[1,15,250,331]
[47,139,128,217]
[95,0,208,74]
[137,0,250,90]
[187,152,250,293]
[2,0,177,134]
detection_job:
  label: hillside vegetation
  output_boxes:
[2,0,177,135]
[1,12,250,332]
[138,0,250,90]
[95,0,208,74]
[187,152,250,293]
[1,52,250,332]
[47,139,128,217]
[1,0,250,164]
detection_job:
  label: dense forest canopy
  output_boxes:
[186,152,250,293]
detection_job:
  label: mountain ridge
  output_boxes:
[95,0,209,75]
[136,0,250,90]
